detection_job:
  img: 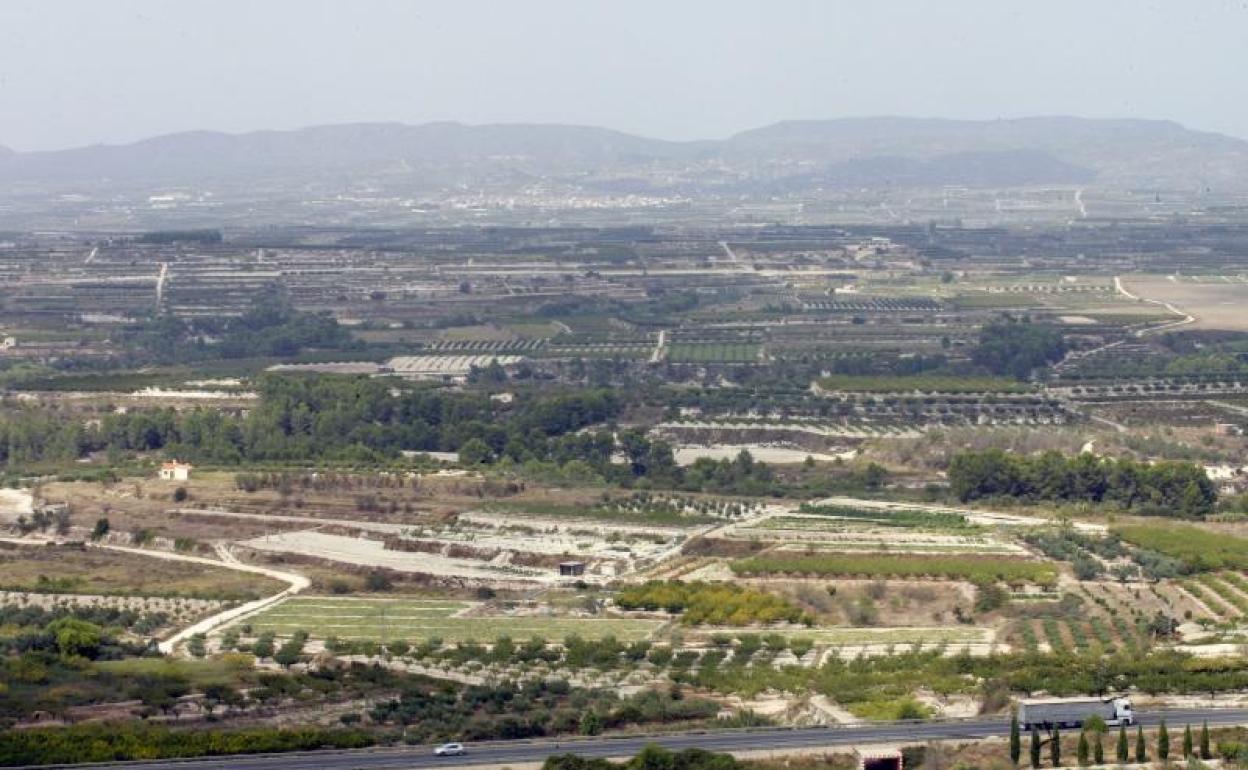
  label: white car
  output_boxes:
[435,743,466,757]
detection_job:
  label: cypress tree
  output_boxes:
[1158,719,1170,760]
[1136,726,1147,763]
[1052,727,1062,767]
[1010,713,1022,766]
[1183,724,1193,758]
[1032,728,1042,769]
[1116,727,1129,763]
[1077,732,1089,766]
[1200,721,1211,760]
[1093,732,1104,765]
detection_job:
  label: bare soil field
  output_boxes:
[1120,275,1248,331]
[0,541,284,599]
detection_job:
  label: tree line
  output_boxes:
[948,449,1216,516]
[0,375,621,467]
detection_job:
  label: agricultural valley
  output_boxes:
[6,121,1248,768]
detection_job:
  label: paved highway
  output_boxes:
[28,709,1248,770]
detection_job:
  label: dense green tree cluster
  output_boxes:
[0,611,157,664]
[948,449,1216,516]
[544,746,741,770]
[0,723,372,766]
[615,581,812,626]
[126,287,353,364]
[972,319,1066,379]
[0,376,621,468]
[135,229,223,244]
[616,435,777,494]
[367,679,720,743]
[689,646,1248,711]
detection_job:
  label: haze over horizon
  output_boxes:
[3,0,1246,152]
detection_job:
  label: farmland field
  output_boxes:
[1114,523,1248,572]
[1119,275,1248,331]
[243,596,664,642]
[731,553,1056,585]
[666,342,761,364]
[0,542,285,600]
[815,374,1031,394]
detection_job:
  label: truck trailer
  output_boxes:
[1017,697,1133,730]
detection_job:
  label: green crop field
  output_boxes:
[242,597,664,643]
[731,553,1056,585]
[1115,524,1248,572]
[796,504,977,531]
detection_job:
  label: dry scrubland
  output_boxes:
[0,542,284,600]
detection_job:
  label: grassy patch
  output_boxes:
[1115,524,1248,572]
[244,596,662,643]
[95,654,256,687]
[849,696,934,721]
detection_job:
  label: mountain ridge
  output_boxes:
[2,116,1244,192]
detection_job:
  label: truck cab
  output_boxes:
[1112,697,1134,726]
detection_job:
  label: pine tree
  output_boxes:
[1136,726,1147,763]
[1117,727,1129,764]
[1093,732,1104,766]
[1183,723,1193,758]
[1032,728,1042,769]
[1158,719,1170,760]
[1200,721,1211,760]
[1077,732,1089,766]
[1052,727,1062,767]
[1011,713,1022,765]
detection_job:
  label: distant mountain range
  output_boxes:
[2,116,1246,195]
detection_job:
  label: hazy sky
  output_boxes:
[3,0,1246,151]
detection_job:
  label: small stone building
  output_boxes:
[159,460,193,482]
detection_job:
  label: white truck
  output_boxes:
[1018,697,1134,730]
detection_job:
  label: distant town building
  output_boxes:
[1214,422,1243,437]
[159,460,193,481]
[559,561,586,577]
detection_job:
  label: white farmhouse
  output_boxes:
[159,460,193,482]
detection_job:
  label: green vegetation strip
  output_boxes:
[816,374,1030,394]
[667,343,761,364]
[616,580,812,626]
[731,553,1056,585]
[244,599,661,643]
[796,504,975,531]
[1115,524,1248,572]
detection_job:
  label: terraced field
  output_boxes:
[242,596,664,642]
